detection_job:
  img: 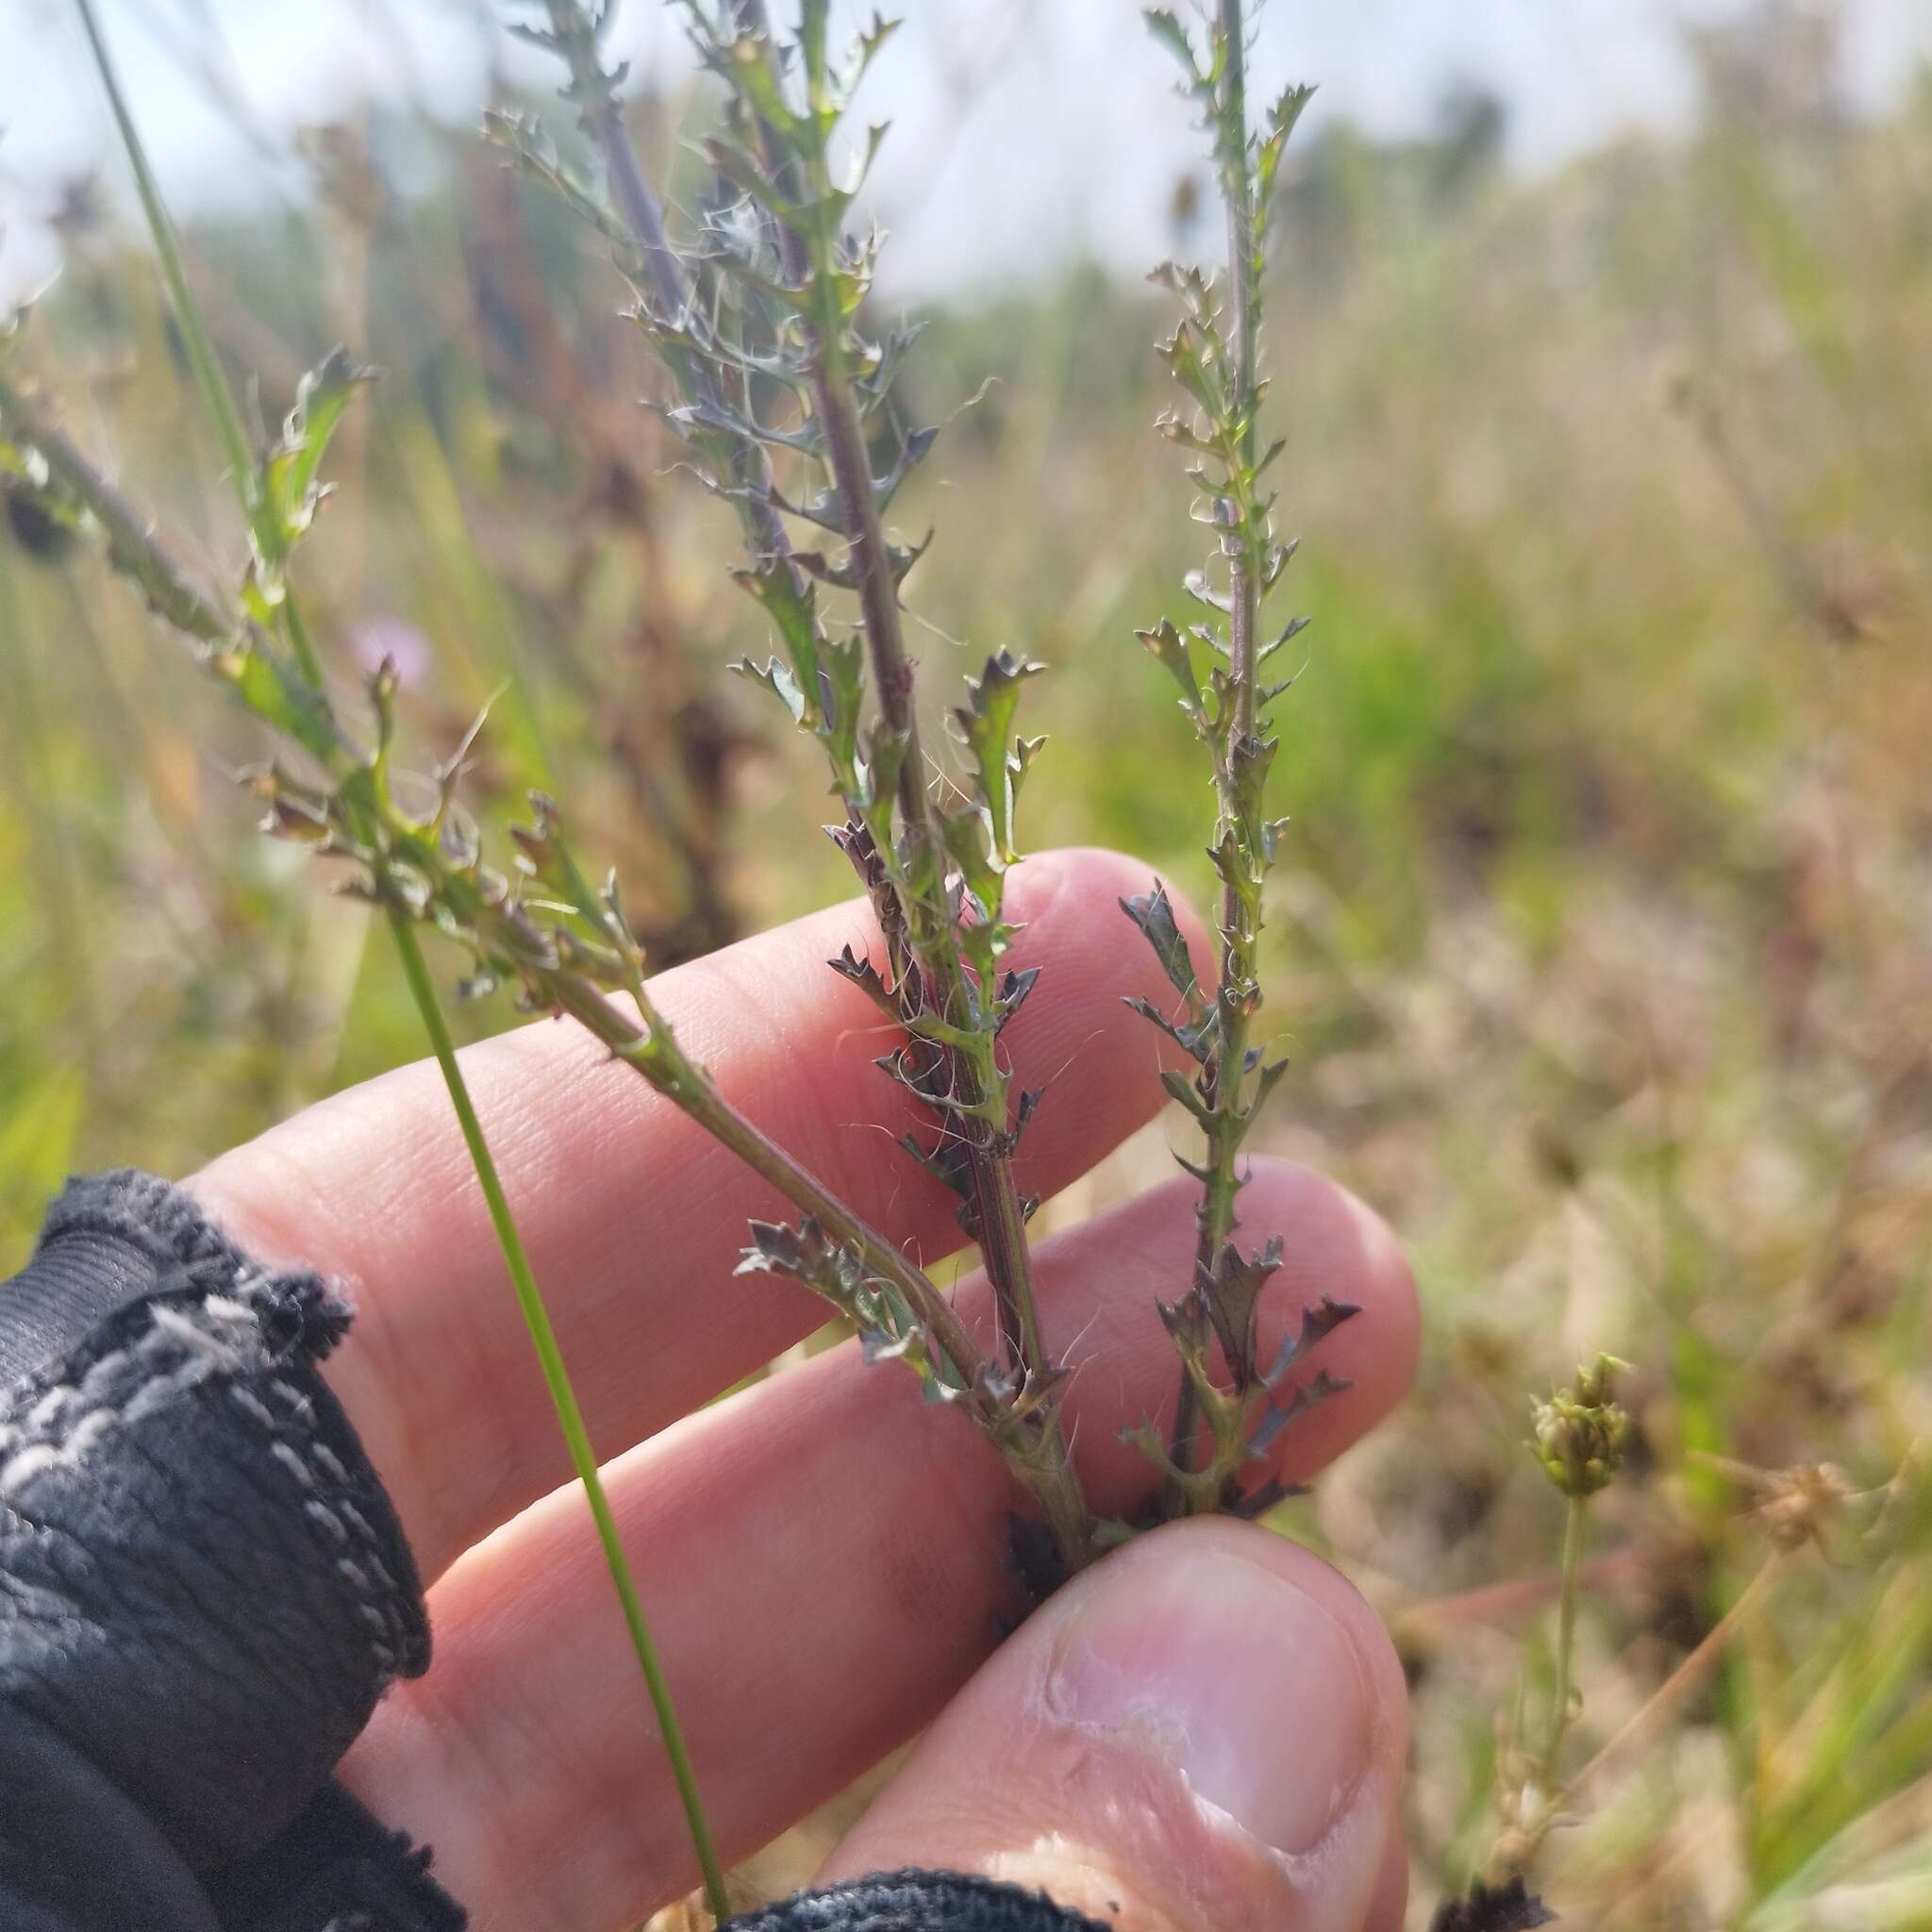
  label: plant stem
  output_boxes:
[529,0,1094,1570]
[773,132,1050,1405]
[0,366,233,644]
[71,0,310,646]
[1544,1495,1587,1764]
[536,966,988,1384]
[1218,0,1263,735]
[1169,0,1264,1503]
[388,908,730,1924]
[541,0,797,577]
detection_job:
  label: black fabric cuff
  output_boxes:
[0,1171,455,1930]
[2,1174,1106,1932]
[723,1871,1108,1930]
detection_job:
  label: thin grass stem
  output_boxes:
[71,0,318,679]
[388,909,730,1923]
[1543,1495,1587,1764]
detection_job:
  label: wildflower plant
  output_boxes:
[0,0,1358,1913]
[1124,3,1357,1522]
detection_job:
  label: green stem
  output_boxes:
[794,199,1086,1572]
[386,908,730,1924]
[1217,0,1263,735]
[805,213,1053,1390]
[0,366,233,644]
[1169,0,1263,1508]
[538,0,798,579]
[1544,1494,1588,1766]
[73,0,263,550]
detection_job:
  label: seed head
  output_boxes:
[1530,1353,1631,1500]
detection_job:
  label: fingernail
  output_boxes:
[1044,1547,1374,1857]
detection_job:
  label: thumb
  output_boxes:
[815,1519,1409,1932]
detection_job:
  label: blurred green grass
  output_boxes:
[3,42,1931,1931]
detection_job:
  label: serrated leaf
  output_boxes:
[878,423,939,509]
[1250,1054,1291,1119]
[845,15,902,98]
[731,558,824,726]
[731,654,808,724]
[994,964,1041,1033]
[1124,993,1218,1065]
[855,322,923,406]
[261,347,375,555]
[1199,1235,1284,1386]
[1123,1416,1191,1485]
[1159,1066,1214,1124]
[1261,1294,1361,1390]
[1158,318,1224,418]
[1257,82,1318,211]
[1184,568,1232,615]
[1120,882,1201,1000]
[952,648,1042,867]
[1249,1367,1351,1458]
[940,800,1000,916]
[827,943,897,1019]
[845,723,902,842]
[1143,8,1199,77]
[1229,728,1279,826]
[897,1128,974,1200]
[1259,611,1311,661]
[1138,617,1202,712]
[816,630,867,780]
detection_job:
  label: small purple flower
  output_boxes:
[348,615,433,687]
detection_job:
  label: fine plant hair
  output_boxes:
[0,0,1361,1913]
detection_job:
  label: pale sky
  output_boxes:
[1,0,1927,307]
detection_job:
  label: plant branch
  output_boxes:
[808,344,1047,1374]
[0,365,234,644]
[518,961,986,1384]
[753,26,1052,1391]
[537,0,797,576]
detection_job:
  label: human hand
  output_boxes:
[191,847,1420,1932]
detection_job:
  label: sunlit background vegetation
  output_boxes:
[3,2,1931,1925]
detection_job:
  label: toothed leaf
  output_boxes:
[1198,1235,1284,1386]
[1120,882,1201,1000]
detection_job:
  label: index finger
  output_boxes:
[191,846,1198,1581]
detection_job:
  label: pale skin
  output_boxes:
[191,847,1420,1932]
